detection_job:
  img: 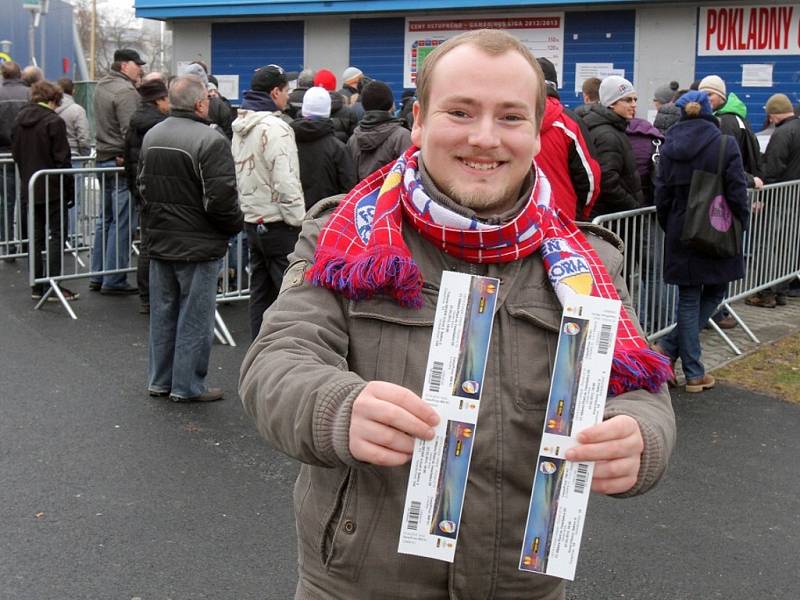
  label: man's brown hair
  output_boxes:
[415,29,545,132]
[1,61,21,80]
[582,77,601,102]
[57,77,74,95]
[31,80,63,105]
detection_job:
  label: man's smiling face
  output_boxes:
[411,43,541,217]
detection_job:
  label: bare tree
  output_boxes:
[70,0,168,77]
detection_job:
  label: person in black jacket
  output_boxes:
[11,81,77,300]
[746,93,800,308]
[290,87,356,209]
[698,75,763,189]
[138,75,243,403]
[582,76,643,218]
[124,78,170,314]
[653,91,749,392]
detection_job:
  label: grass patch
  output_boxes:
[714,333,800,404]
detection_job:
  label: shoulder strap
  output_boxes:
[717,135,728,175]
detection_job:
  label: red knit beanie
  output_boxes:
[313,69,337,92]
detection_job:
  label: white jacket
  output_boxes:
[231,109,305,226]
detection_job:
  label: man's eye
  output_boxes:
[503,114,525,122]
[448,110,469,118]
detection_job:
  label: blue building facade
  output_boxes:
[135,0,799,130]
[0,0,76,80]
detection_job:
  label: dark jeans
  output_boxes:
[31,201,68,286]
[245,221,300,339]
[148,258,221,398]
[659,283,727,381]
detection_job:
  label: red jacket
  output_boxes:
[537,96,601,220]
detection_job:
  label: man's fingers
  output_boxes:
[591,457,640,481]
[566,437,640,462]
[356,419,416,456]
[576,415,640,444]
[366,381,440,427]
[350,438,412,467]
[358,398,436,441]
[591,474,638,495]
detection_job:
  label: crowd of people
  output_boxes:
[2,27,800,597]
[1,42,799,400]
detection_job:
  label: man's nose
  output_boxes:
[467,115,500,148]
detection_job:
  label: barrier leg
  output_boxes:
[723,302,759,344]
[707,318,742,356]
[33,279,78,320]
[65,239,86,268]
[214,309,236,347]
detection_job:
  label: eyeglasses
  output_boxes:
[618,96,638,104]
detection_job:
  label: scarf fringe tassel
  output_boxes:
[306,248,424,308]
[609,347,674,396]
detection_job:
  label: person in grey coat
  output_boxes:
[347,81,411,179]
[90,48,144,294]
[55,78,91,156]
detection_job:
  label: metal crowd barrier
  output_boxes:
[27,166,137,319]
[1,152,96,262]
[1,154,24,261]
[592,180,800,355]
[214,232,251,347]
[26,164,249,350]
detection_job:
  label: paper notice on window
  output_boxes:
[398,271,500,563]
[574,63,613,94]
[741,64,773,88]
[518,295,621,581]
[213,74,240,100]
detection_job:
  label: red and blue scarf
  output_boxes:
[307,147,672,395]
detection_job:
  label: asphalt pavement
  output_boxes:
[1,261,798,600]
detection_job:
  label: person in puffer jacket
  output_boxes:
[232,65,305,338]
[582,76,644,218]
[347,81,412,180]
[290,87,357,209]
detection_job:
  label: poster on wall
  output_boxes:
[403,13,564,89]
[698,5,800,56]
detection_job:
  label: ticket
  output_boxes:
[518,294,621,580]
[398,271,500,562]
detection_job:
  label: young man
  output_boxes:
[582,75,644,218]
[55,78,92,157]
[232,65,305,338]
[240,30,675,600]
[138,75,243,402]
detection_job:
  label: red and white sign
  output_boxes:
[699,5,800,56]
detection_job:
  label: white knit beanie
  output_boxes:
[599,76,636,107]
[302,86,331,118]
[698,75,727,102]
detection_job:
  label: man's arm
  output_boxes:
[115,89,139,144]
[199,134,243,236]
[74,106,92,156]
[239,213,438,468]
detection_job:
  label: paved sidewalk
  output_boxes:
[669,294,800,382]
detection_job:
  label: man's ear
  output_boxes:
[410,100,423,147]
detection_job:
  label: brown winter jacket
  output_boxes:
[240,189,676,600]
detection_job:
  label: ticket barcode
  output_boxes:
[597,324,613,355]
[574,463,589,494]
[407,501,422,531]
[429,361,444,393]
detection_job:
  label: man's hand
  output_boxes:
[565,415,644,495]
[350,381,440,467]
[753,176,764,190]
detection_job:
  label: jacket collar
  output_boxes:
[169,108,210,124]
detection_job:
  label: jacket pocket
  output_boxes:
[506,299,562,411]
[319,467,386,582]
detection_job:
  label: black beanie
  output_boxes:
[361,81,394,111]
[536,57,558,88]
